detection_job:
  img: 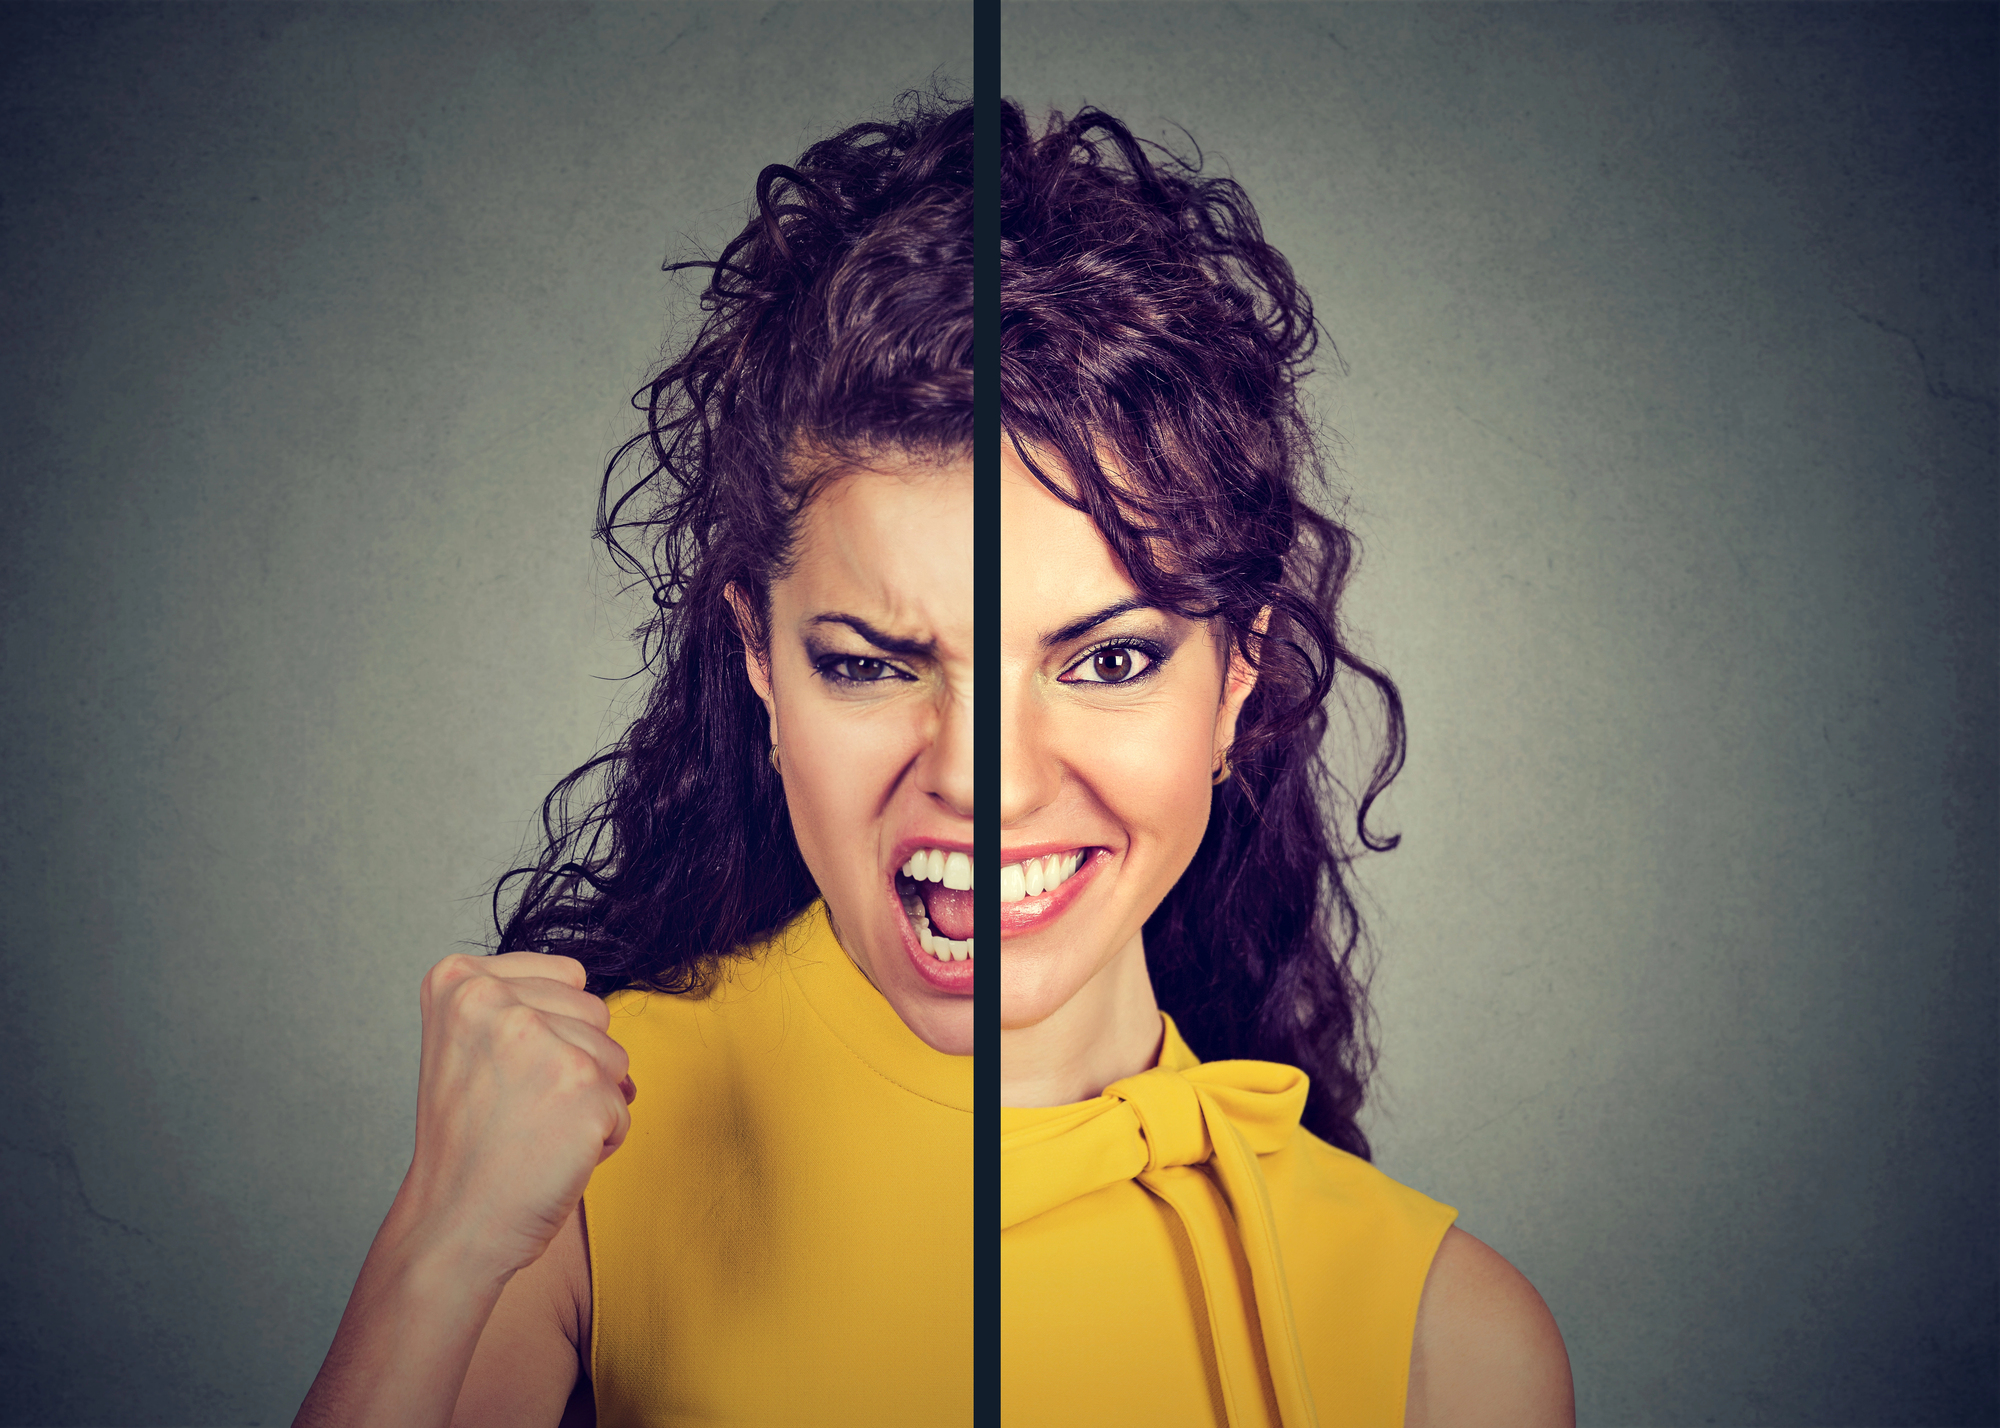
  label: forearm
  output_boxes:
[297,950,623,1427]
[294,1201,511,1428]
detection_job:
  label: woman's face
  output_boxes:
[742,458,974,1056]
[998,444,1258,1031]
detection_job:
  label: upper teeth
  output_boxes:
[900,848,973,890]
[999,850,1084,904]
[899,848,973,963]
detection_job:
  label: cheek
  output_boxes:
[1089,709,1218,856]
[774,678,923,871]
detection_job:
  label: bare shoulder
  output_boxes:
[452,1205,595,1427]
[1405,1227,1573,1428]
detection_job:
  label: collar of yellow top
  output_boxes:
[998,1013,1309,1213]
[998,1012,1319,1428]
[779,899,973,1114]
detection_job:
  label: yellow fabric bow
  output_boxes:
[1001,1017,1319,1428]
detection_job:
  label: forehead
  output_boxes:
[998,443,1137,621]
[779,459,973,628]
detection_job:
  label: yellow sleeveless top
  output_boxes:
[1001,1016,1456,1428]
[584,903,973,1426]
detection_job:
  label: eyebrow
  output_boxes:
[1044,598,1160,649]
[803,613,935,659]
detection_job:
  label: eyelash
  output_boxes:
[1059,639,1167,687]
[812,653,915,686]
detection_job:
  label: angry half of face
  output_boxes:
[738,457,975,1055]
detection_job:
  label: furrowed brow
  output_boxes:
[804,613,935,659]
[1043,598,1157,649]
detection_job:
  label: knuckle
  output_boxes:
[445,978,498,1025]
[492,1000,541,1042]
[422,953,473,997]
[553,1043,599,1088]
[598,1095,631,1147]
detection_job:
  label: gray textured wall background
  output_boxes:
[1006,4,1995,1425]
[0,4,971,1421]
[0,2,1993,1426]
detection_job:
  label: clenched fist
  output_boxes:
[395,951,636,1284]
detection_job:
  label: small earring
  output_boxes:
[769,744,781,772]
[1211,750,1231,786]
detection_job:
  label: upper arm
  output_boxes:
[452,1204,594,1428]
[1405,1227,1573,1428]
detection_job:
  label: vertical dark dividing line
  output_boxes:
[971,0,1001,1424]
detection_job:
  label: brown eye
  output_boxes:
[1063,645,1156,685]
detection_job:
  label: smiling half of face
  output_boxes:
[738,456,974,1056]
[998,442,1260,1052]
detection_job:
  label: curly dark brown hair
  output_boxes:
[493,92,972,994]
[1002,101,1403,1157]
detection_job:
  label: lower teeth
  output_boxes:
[900,882,973,963]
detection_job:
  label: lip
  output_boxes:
[888,834,975,996]
[998,845,1105,939]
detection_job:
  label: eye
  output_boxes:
[1061,645,1155,685]
[817,655,907,684]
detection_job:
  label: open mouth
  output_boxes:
[896,847,974,963]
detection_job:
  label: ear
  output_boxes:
[725,583,778,734]
[1213,608,1271,762]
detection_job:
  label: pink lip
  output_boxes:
[888,834,975,996]
[998,846,1105,939]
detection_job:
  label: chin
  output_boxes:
[845,904,977,1056]
[996,945,1096,1032]
[904,999,974,1056]
[821,838,977,1054]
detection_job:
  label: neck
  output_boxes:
[1000,931,1164,1107]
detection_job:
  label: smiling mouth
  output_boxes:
[998,850,1085,904]
[997,847,1098,937]
[897,847,974,962]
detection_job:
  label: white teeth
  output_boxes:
[898,846,973,890]
[902,891,974,962]
[897,847,974,961]
[998,850,1085,905]
[917,925,974,962]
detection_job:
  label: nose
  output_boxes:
[999,666,1061,828]
[920,679,974,821]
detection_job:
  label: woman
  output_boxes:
[997,103,1573,1427]
[295,96,974,1427]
